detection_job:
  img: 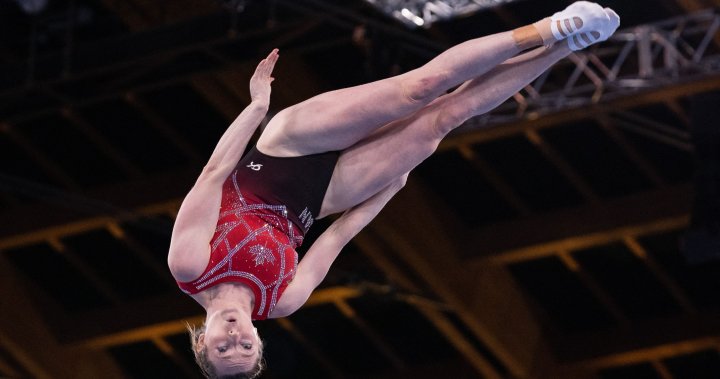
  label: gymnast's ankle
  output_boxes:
[512,21,549,51]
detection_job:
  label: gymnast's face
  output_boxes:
[202,308,260,374]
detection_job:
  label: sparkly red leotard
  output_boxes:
[177,147,338,320]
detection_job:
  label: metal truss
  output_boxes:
[460,10,720,139]
[364,0,520,28]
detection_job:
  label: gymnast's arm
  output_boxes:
[167,50,278,282]
[204,49,278,178]
[270,175,408,318]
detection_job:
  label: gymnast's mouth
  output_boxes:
[221,309,240,323]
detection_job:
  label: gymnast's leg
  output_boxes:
[319,43,577,216]
[258,2,612,157]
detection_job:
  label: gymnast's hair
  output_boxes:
[187,323,266,379]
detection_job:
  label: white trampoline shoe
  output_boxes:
[566,7,621,51]
[550,2,620,51]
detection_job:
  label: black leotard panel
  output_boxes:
[234,146,339,234]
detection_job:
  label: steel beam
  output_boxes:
[0,10,342,125]
[0,169,195,247]
[369,177,549,378]
[557,312,720,370]
[0,256,126,379]
[275,318,346,379]
[557,250,631,328]
[441,10,720,150]
[458,145,533,216]
[1,122,80,190]
[352,231,504,378]
[466,184,691,264]
[440,69,720,151]
[74,286,362,349]
[596,116,666,187]
[333,299,406,370]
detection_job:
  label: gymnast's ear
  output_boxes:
[195,333,206,354]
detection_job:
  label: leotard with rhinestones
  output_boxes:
[176,147,338,319]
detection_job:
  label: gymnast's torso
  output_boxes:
[176,146,339,319]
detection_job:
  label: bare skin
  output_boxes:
[196,283,259,375]
[167,3,620,375]
[167,51,280,374]
[318,43,575,216]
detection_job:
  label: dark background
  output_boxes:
[1,0,720,378]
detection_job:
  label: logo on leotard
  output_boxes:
[299,207,314,230]
[246,161,263,171]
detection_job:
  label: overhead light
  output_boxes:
[366,0,522,28]
[400,8,425,26]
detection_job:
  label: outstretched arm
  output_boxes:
[270,175,408,317]
[205,48,279,178]
[168,50,279,282]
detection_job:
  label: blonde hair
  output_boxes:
[187,322,265,379]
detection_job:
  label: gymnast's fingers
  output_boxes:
[265,49,279,74]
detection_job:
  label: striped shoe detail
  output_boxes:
[551,16,583,40]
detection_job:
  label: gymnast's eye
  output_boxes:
[218,346,228,353]
[242,343,252,350]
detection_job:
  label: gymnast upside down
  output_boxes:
[167,2,620,378]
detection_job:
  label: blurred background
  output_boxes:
[1,0,720,378]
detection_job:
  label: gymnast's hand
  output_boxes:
[249,48,278,105]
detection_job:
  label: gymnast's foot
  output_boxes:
[532,2,620,50]
[563,7,620,51]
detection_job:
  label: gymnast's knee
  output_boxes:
[400,71,450,104]
[392,174,408,191]
[433,108,467,138]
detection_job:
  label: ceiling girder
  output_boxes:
[275,317,346,378]
[0,170,701,379]
[557,312,720,370]
[441,10,720,149]
[352,231,505,378]
[1,5,719,378]
[596,115,667,187]
[1,124,80,190]
[467,184,691,263]
[333,299,407,370]
[73,286,360,348]
[0,256,126,379]
[440,69,720,149]
[369,177,548,378]
[0,169,194,246]
[0,13,340,124]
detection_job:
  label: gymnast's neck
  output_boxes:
[193,282,255,316]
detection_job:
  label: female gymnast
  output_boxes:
[167,2,620,378]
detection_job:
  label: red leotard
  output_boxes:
[176,146,338,320]
[177,170,302,320]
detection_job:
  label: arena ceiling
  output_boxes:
[1,0,720,378]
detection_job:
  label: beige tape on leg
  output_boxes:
[512,24,545,51]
